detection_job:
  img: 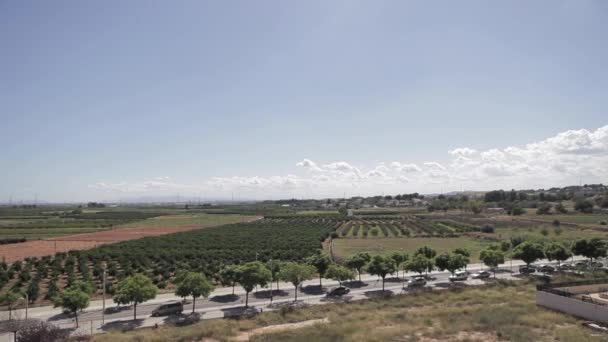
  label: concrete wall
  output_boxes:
[537,291,608,323]
[557,284,606,295]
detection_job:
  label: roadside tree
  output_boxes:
[114,274,158,320]
[236,261,271,307]
[279,262,316,301]
[175,272,214,313]
[367,255,397,291]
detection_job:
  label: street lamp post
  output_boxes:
[24,293,28,320]
[102,262,107,325]
[269,259,273,304]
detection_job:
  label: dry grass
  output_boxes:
[94,280,607,342]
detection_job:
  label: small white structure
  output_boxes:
[347,209,354,217]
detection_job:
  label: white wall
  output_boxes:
[537,291,608,323]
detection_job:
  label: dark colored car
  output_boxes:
[538,265,555,273]
[519,266,536,274]
[326,287,350,297]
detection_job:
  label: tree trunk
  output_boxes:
[8,308,11,320]
[382,276,385,291]
[277,279,280,291]
[358,270,362,282]
[192,296,196,313]
[75,311,79,328]
[319,275,322,288]
[232,283,235,295]
[245,291,249,307]
[134,303,137,320]
[294,286,298,301]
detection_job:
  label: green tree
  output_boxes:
[26,279,40,303]
[545,242,572,266]
[306,254,332,288]
[388,252,408,279]
[555,202,568,213]
[574,198,594,213]
[236,261,271,307]
[218,265,239,295]
[70,280,95,296]
[279,262,315,301]
[53,287,90,327]
[344,252,371,282]
[114,274,158,320]
[266,259,281,291]
[572,238,608,262]
[406,254,434,276]
[325,264,355,287]
[0,291,21,320]
[414,246,437,259]
[366,255,397,291]
[435,253,467,276]
[512,241,545,267]
[175,272,214,313]
[453,248,471,271]
[479,249,505,277]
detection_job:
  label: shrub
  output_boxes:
[481,225,495,234]
[600,221,607,226]
[552,219,560,227]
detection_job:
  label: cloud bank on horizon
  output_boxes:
[90,125,608,199]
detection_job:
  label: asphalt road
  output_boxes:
[50,267,516,324]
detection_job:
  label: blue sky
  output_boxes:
[1,1,607,202]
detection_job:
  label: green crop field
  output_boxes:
[0,208,168,241]
[328,213,608,262]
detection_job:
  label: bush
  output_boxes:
[552,219,560,227]
[15,320,70,342]
[481,225,495,233]
[600,221,607,226]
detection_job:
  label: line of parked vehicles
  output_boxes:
[146,260,607,324]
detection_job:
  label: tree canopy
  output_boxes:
[236,261,272,307]
[512,241,545,267]
[175,272,214,313]
[367,255,397,291]
[279,262,316,301]
[325,264,355,287]
[114,274,158,320]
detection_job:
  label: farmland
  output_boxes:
[0,209,167,241]
[329,213,608,262]
[0,216,338,304]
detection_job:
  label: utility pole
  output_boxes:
[24,293,28,319]
[102,262,107,324]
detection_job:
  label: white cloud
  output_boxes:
[90,125,608,198]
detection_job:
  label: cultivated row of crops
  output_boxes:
[0,217,338,304]
[336,216,481,238]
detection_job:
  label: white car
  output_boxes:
[449,271,468,282]
[407,276,427,288]
[471,270,491,279]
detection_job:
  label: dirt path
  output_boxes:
[234,318,329,341]
[0,216,262,263]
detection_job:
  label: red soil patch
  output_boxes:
[0,216,262,263]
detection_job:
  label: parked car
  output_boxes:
[449,271,468,282]
[326,287,350,297]
[556,263,573,271]
[538,265,555,273]
[173,312,201,326]
[519,266,536,274]
[151,301,183,317]
[471,270,491,279]
[407,276,427,288]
